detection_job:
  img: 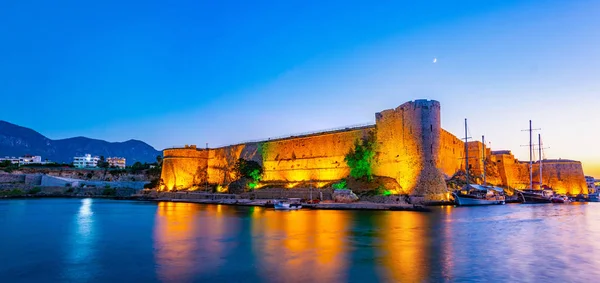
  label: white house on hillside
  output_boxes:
[73,154,100,168]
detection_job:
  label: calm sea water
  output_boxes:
[1,198,599,283]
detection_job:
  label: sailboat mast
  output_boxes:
[529,120,533,190]
[482,135,486,186]
[539,134,543,190]
[465,118,469,186]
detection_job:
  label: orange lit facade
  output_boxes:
[160,100,587,197]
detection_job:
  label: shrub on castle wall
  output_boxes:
[234,158,263,189]
[332,179,347,190]
[345,131,376,182]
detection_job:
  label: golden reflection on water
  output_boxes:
[377,211,429,282]
[154,202,233,282]
[154,202,198,282]
[251,209,349,282]
[440,205,455,280]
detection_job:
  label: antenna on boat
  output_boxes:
[521,120,540,190]
[539,134,543,190]
[464,118,472,187]
[537,134,549,190]
[482,135,486,186]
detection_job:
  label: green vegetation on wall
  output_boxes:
[344,132,376,182]
[234,158,263,190]
[332,179,347,190]
[257,142,269,160]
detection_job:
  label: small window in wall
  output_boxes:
[431,124,433,132]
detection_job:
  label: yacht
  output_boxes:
[453,184,506,206]
[518,123,552,204]
[452,119,505,206]
[516,189,552,203]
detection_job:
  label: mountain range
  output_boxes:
[0,120,162,165]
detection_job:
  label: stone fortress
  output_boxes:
[160,100,587,199]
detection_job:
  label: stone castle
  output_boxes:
[160,100,587,198]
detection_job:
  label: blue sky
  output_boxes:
[1,0,599,175]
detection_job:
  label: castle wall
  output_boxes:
[373,100,446,198]
[532,160,588,195]
[439,129,464,178]
[160,99,588,197]
[161,147,208,190]
[261,128,372,186]
[161,127,374,191]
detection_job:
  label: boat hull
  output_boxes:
[453,193,505,206]
[274,203,302,210]
[518,192,552,204]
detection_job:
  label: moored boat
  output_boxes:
[517,122,552,204]
[550,194,570,203]
[274,198,302,210]
[516,189,553,203]
[453,185,506,206]
[452,120,505,206]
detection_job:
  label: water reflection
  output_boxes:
[64,198,96,281]
[153,202,237,282]
[376,211,429,282]
[147,202,600,282]
[251,209,349,282]
[439,206,455,281]
[154,202,200,282]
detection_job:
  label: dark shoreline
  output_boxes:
[0,194,434,212]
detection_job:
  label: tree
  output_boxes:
[234,159,263,189]
[344,132,376,182]
[98,156,109,169]
[98,156,110,180]
[131,161,145,173]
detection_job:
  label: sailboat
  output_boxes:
[452,119,506,206]
[516,121,552,203]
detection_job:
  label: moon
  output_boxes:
[433,58,437,63]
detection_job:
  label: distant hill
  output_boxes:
[0,120,162,165]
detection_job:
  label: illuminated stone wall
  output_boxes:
[439,129,465,178]
[532,160,587,195]
[261,127,372,186]
[161,146,208,190]
[161,99,587,197]
[373,100,447,199]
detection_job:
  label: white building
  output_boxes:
[107,157,126,169]
[73,154,100,168]
[0,156,20,165]
[586,176,596,194]
[0,155,45,165]
[20,155,42,165]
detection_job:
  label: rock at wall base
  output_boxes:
[332,189,359,203]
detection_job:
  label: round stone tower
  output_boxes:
[374,99,447,200]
